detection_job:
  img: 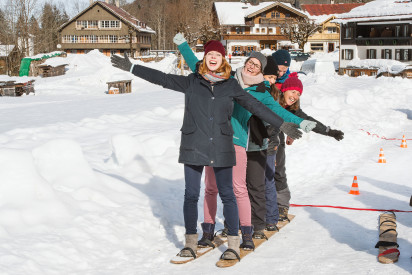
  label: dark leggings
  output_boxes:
[183,164,239,236]
[246,150,267,231]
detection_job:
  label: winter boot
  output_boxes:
[198,223,215,248]
[278,207,290,222]
[252,230,268,240]
[265,223,279,231]
[221,235,241,261]
[239,226,254,250]
[178,234,198,258]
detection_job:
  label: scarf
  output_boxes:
[202,71,226,83]
[234,67,264,88]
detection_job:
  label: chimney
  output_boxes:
[105,0,109,4]
[116,0,120,7]
[89,0,93,5]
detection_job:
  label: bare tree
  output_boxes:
[281,17,320,50]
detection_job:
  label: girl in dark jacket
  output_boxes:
[111,40,303,261]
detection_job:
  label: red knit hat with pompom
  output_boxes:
[281,72,303,94]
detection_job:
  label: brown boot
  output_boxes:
[279,207,290,221]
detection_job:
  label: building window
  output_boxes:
[344,27,354,39]
[403,25,409,37]
[261,28,265,33]
[371,71,377,76]
[285,13,290,17]
[268,28,274,34]
[381,49,392,59]
[327,27,337,34]
[255,28,260,33]
[271,11,276,18]
[395,26,401,37]
[109,35,118,43]
[76,20,98,29]
[342,49,354,60]
[397,49,411,61]
[100,20,120,29]
[110,50,117,56]
[275,12,280,18]
[311,43,323,51]
[367,49,377,59]
[260,12,266,18]
[99,35,109,43]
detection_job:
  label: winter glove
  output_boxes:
[173,33,187,46]
[111,54,132,72]
[328,129,344,141]
[279,122,302,140]
[299,120,317,133]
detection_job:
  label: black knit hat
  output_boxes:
[272,49,291,67]
[263,56,279,76]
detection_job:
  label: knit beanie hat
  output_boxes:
[249,51,267,70]
[281,72,303,94]
[272,49,291,67]
[263,56,279,76]
[204,40,226,57]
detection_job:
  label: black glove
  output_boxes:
[111,54,132,72]
[279,122,302,140]
[328,129,344,141]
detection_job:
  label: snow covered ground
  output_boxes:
[0,50,411,274]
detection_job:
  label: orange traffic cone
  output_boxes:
[349,176,360,195]
[400,135,407,148]
[378,148,386,163]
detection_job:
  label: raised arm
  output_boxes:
[111,54,191,93]
[174,33,199,72]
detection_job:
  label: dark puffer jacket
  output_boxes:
[131,64,285,167]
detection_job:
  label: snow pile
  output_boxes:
[42,57,69,67]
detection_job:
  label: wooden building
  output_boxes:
[0,45,22,76]
[107,79,131,94]
[301,3,365,53]
[0,79,35,97]
[36,64,68,78]
[58,0,155,57]
[334,0,412,76]
[213,1,307,53]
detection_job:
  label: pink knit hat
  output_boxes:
[281,72,303,94]
[204,40,226,57]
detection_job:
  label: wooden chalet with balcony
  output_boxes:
[213,1,307,54]
[57,0,155,57]
[334,0,412,76]
[301,3,364,53]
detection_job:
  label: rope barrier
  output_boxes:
[360,129,412,140]
[290,204,412,213]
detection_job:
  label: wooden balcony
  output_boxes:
[222,34,287,41]
[259,18,295,25]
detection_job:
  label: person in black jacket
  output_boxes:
[111,40,303,261]
[267,72,344,224]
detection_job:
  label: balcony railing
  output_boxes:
[259,18,294,25]
[355,37,411,46]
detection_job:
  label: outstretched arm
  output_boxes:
[111,54,191,93]
[234,87,302,140]
[294,108,344,140]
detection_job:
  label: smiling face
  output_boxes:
[277,65,288,77]
[243,58,262,76]
[205,51,223,72]
[283,89,301,106]
[264,75,277,85]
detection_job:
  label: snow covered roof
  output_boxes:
[59,1,155,34]
[301,3,365,16]
[214,1,307,26]
[40,57,68,68]
[347,58,407,74]
[334,0,412,23]
[28,51,65,60]
[0,45,15,57]
[0,75,35,84]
